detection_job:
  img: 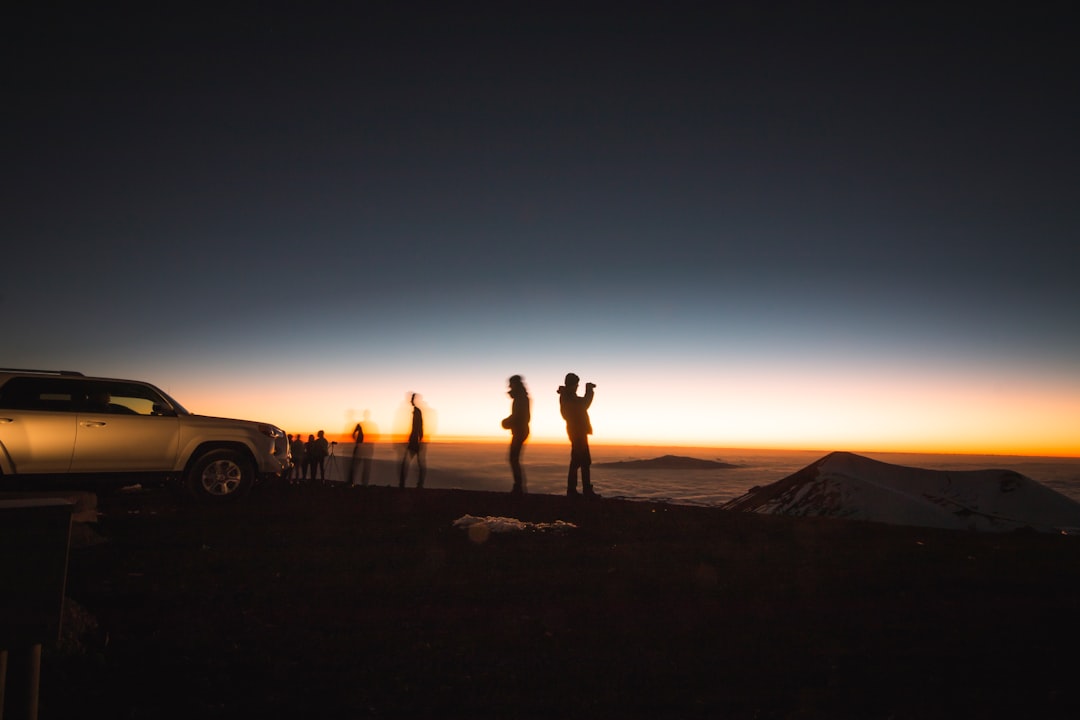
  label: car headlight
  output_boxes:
[257,424,285,439]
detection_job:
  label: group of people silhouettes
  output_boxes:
[286,430,333,484]
[285,372,598,498]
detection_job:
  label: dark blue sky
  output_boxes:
[5,3,1078,450]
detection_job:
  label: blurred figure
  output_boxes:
[349,411,376,488]
[558,373,598,498]
[501,375,531,495]
[398,393,426,488]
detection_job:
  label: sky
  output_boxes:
[4,3,1079,455]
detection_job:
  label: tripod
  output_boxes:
[324,441,339,483]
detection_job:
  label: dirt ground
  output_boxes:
[37,481,1080,718]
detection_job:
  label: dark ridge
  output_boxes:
[594,454,741,470]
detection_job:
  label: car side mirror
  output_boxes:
[151,404,176,417]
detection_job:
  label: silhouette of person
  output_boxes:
[558,372,598,498]
[304,433,317,482]
[398,393,426,488]
[288,434,307,484]
[349,416,374,488]
[501,374,530,494]
[311,429,330,484]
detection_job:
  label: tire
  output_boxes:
[186,449,254,501]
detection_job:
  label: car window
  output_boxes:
[82,381,170,416]
[0,377,80,412]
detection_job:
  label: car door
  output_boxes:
[70,381,181,473]
[0,376,80,474]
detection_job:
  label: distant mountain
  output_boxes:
[722,451,1080,533]
[594,455,740,470]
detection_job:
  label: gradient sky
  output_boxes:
[5,3,1078,455]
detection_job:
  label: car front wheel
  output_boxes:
[187,449,254,501]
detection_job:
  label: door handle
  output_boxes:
[0,417,13,424]
[80,421,108,427]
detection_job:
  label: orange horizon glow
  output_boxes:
[304,434,1080,460]
[184,414,1080,461]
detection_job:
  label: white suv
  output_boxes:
[0,368,290,501]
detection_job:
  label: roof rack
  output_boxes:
[0,368,85,377]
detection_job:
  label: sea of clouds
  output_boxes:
[324,441,1080,507]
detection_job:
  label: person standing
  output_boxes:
[289,433,307,485]
[311,430,330,484]
[558,372,598,498]
[501,374,531,495]
[399,393,426,488]
[349,420,371,487]
[304,434,317,482]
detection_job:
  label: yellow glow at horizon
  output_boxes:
[167,367,1080,458]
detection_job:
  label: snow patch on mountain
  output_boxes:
[722,451,1080,533]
